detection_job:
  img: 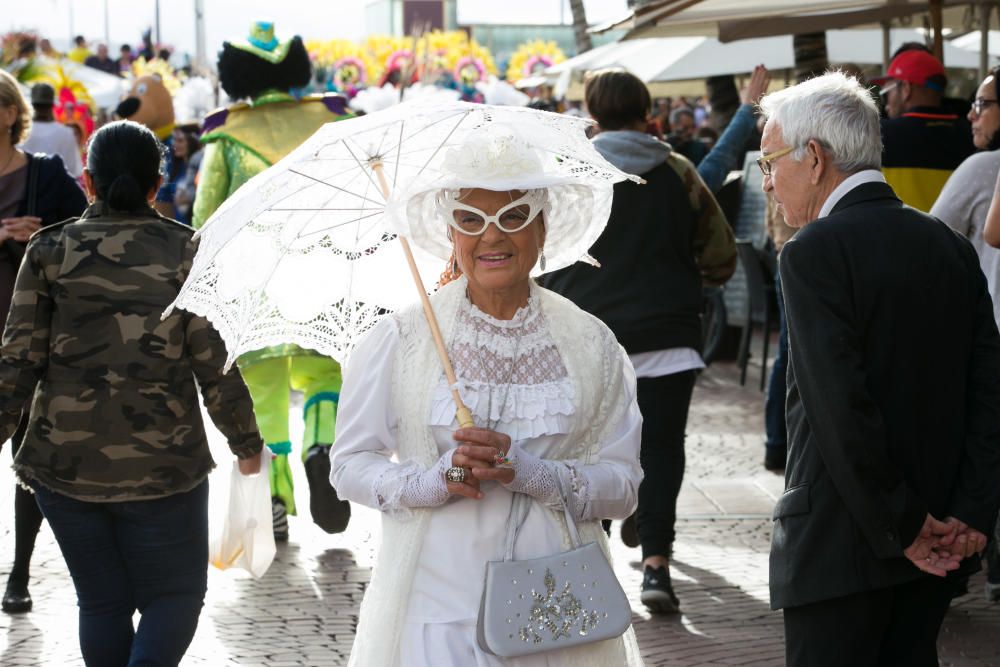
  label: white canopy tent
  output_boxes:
[595,0,978,43]
[547,27,992,96]
[953,29,1000,56]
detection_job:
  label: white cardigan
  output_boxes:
[334,277,645,666]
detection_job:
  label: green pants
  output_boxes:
[239,355,342,515]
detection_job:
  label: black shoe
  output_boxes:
[304,444,351,534]
[272,497,289,542]
[764,447,787,471]
[2,581,32,614]
[640,565,679,614]
[986,579,1000,603]
[620,513,639,549]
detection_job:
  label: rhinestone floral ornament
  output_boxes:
[518,569,601,644]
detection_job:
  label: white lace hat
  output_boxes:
[404,114,640,276]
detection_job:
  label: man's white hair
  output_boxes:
[758,71,882,173]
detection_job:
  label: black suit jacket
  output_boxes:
[770,181,1000,610]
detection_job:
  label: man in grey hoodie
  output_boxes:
[545,69,736,613]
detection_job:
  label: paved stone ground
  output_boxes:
[0,357,997,666]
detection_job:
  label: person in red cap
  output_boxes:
[874,45,975,212]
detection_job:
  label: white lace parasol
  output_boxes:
[167,99,638,371]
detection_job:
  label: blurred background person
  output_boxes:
[157,126,200,224]
[84,44,118,75]
[67,35,91,64]
[875,47,974,212]
[171,126,202,225]
[667,106,707,165]
[19,83,84,180]
[116,44,134,75]
[0,69,86,614]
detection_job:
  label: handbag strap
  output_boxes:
[502,470,583,561]
[25,154,40,217]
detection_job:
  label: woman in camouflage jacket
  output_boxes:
[0,120,264,666]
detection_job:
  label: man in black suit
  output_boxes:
[759,72,1000,666]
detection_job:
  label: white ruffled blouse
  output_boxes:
[331,295,642,660]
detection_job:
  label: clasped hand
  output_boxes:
[0,216,42,243]
[446,427,515,500]
[904,514,988,577]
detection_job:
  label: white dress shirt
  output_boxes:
[817,169,886,220]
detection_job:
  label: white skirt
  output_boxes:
[396,619,591,667]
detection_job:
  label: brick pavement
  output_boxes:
[0,359,998,666]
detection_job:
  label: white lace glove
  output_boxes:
[372,448,456,515]
[501,445,590,519]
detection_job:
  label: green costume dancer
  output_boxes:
[193,22,352,539]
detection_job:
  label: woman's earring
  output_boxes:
[540,250,546,272]
[452,257,459,275]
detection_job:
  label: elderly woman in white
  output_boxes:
[330,134,645,666]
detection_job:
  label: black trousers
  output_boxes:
[635,370,697,560]
[8,412,43,587]
[783,575,953,667]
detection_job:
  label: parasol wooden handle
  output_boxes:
[372,162,475,429]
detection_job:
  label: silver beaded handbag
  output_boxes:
[476,477,631,657]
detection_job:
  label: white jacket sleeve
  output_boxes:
[329,318,452,517]
[502,347,643,521]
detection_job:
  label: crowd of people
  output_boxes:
[0,18,999,667]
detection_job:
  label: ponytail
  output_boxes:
[104,173,149,211]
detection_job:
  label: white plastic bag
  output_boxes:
[209,450,275,578]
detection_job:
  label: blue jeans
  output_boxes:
[33,481,209,667]
[764,270,788,452]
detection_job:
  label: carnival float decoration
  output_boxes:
[505,40,566,84]
[2,31,97,110]
[54,87,95,150]
[306,39,380,98]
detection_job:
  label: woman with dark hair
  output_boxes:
[0,119,264,665]
[937,67,1000,603]
[934,65,1000,317]
[0,68,86,614]
[163,126,201,224]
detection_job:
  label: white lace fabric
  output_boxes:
[373,450,454,516]
[502,445,591,518]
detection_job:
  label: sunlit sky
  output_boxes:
[4,0,629,59]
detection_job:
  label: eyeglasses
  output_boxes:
[757,146,796,177]
[972,98,999,116]
[437,189,546,236]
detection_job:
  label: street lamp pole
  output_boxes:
[155,0,161,46]
[194,0,206,73]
